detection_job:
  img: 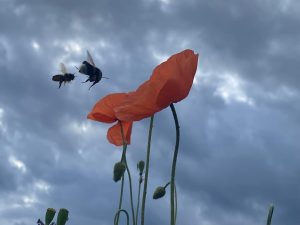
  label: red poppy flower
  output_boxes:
[87,49,198,146]
[114,49,199,121]
[87,93,133,146]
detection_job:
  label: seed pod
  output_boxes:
[45,208,56,225]
[137,160,145,175]
[113,161,126,182]
[153,186,166,199]
[56,208,69,225]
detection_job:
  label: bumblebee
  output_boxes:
[52,63,75,88]
[78,50,108,89]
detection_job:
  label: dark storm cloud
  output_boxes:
[162,0,300,91]
[0,157,17,192]
[178,105,299,224]
[1,0,300,225]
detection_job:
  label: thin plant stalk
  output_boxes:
[124,155,136,225]
[135,178,142,224]
[120,121,136,225]
[266,205,274,225]
[115,129,128,225]
[115,175,125,225]
[114,209,130,225]
[141,115,155,225]
[170,103,180,225]
[174,183,177,224]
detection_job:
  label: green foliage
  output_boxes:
[56,208,69,225]
[37,208,69,225]
[45,208,56,225]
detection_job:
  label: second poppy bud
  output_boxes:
[137,160,145,175]
[153,186,166,199]
[113,161,126,182]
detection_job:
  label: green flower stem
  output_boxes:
[115,175,125,225]
[170,103,180,225]
[120,121,136,225]
[174,183,177,225]
[115,129,128,225]
[124,155,136,225]
[266,205,274,225]
[164,182,170,189]
[135,178,142,224]
[141,115,155,225]
[114,209,130,225]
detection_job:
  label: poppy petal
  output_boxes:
[114,81,161,121]
[152,49,199,107]
[88,93,128,123]
[115,49,198,121]
[107,121,133,146]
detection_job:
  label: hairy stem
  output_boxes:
[115,175,125,225]
[141,115,154,225]
[135,179,142,224]
[175,183,177,224]
[170,104,180,225]
[114,209,129,225]
[120,121,136,225]
[115,130,128,225]
[124,155,136,225]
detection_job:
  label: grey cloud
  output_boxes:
[1,0,300,224]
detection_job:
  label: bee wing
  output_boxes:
[60,63,67,74]
[87,50,95,66]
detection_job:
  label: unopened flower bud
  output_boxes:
[153,186,166,199]
[56,208,69,225]
[45,208,56,225]
[113,161,126,182]
[137,160,145,175]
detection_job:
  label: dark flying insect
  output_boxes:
[78,50,108,90]
[52,63,75,88]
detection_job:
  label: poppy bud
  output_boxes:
[153,186,166,199]
[137,160,145,175]
[45,208,56,225]
[113,161,126,182]
[56,208,69,225]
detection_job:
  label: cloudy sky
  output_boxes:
[1,0,300,224]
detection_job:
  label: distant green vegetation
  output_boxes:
[37,208,69,225]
